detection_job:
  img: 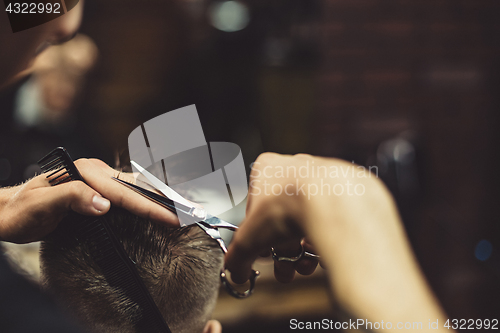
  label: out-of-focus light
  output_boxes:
[208,1,250,32]
[392,138,415,164]
[0,158,11,181]
[475,239,493,261]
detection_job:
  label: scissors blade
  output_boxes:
[112,177,191,214]
[131,160,197,209]
[203,215,238,231]
[131,160,239,230]
[196,222,228,252]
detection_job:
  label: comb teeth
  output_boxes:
[37,147,85,186]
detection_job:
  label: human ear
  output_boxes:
[202,319,222,333]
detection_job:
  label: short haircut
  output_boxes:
[40,206,224,333]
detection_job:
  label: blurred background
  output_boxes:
[1,0,500,331]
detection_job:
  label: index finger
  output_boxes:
[75,159,179,226]
[226,198,304,284]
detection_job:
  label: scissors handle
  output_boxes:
[196,222,259,298]
[271,245,321,262]
[221,269,260,299]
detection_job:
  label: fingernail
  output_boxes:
[92,195,110,212]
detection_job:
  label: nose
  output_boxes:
[47,1,83,45]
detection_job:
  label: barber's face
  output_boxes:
[0,1,83,88]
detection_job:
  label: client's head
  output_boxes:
[40,206,224,333]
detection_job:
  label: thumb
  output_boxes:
[1,180,111,243]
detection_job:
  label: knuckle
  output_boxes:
[66,181,90,198]
[230,236,253,258]
[74,158,91,170]
[293,153,312,160]
[255,152,280,165]
[145,207,154,222]
[113,188,126,208]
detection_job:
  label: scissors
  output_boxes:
[112,161,259,298]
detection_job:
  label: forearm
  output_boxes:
[303,180,450,331]
[228,152,451,331]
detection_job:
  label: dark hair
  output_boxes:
[40,206,223,333]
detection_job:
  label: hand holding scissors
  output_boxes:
[114,160,321,296]
[113,161,260,298]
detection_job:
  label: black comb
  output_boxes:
[37,147,84,185]
[37,147,172,333]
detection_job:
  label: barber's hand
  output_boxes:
[226,152,392,285]
[226,153,450,331]
[226,153,323,284]
[0,158,178,244]
[226,192,321,283]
